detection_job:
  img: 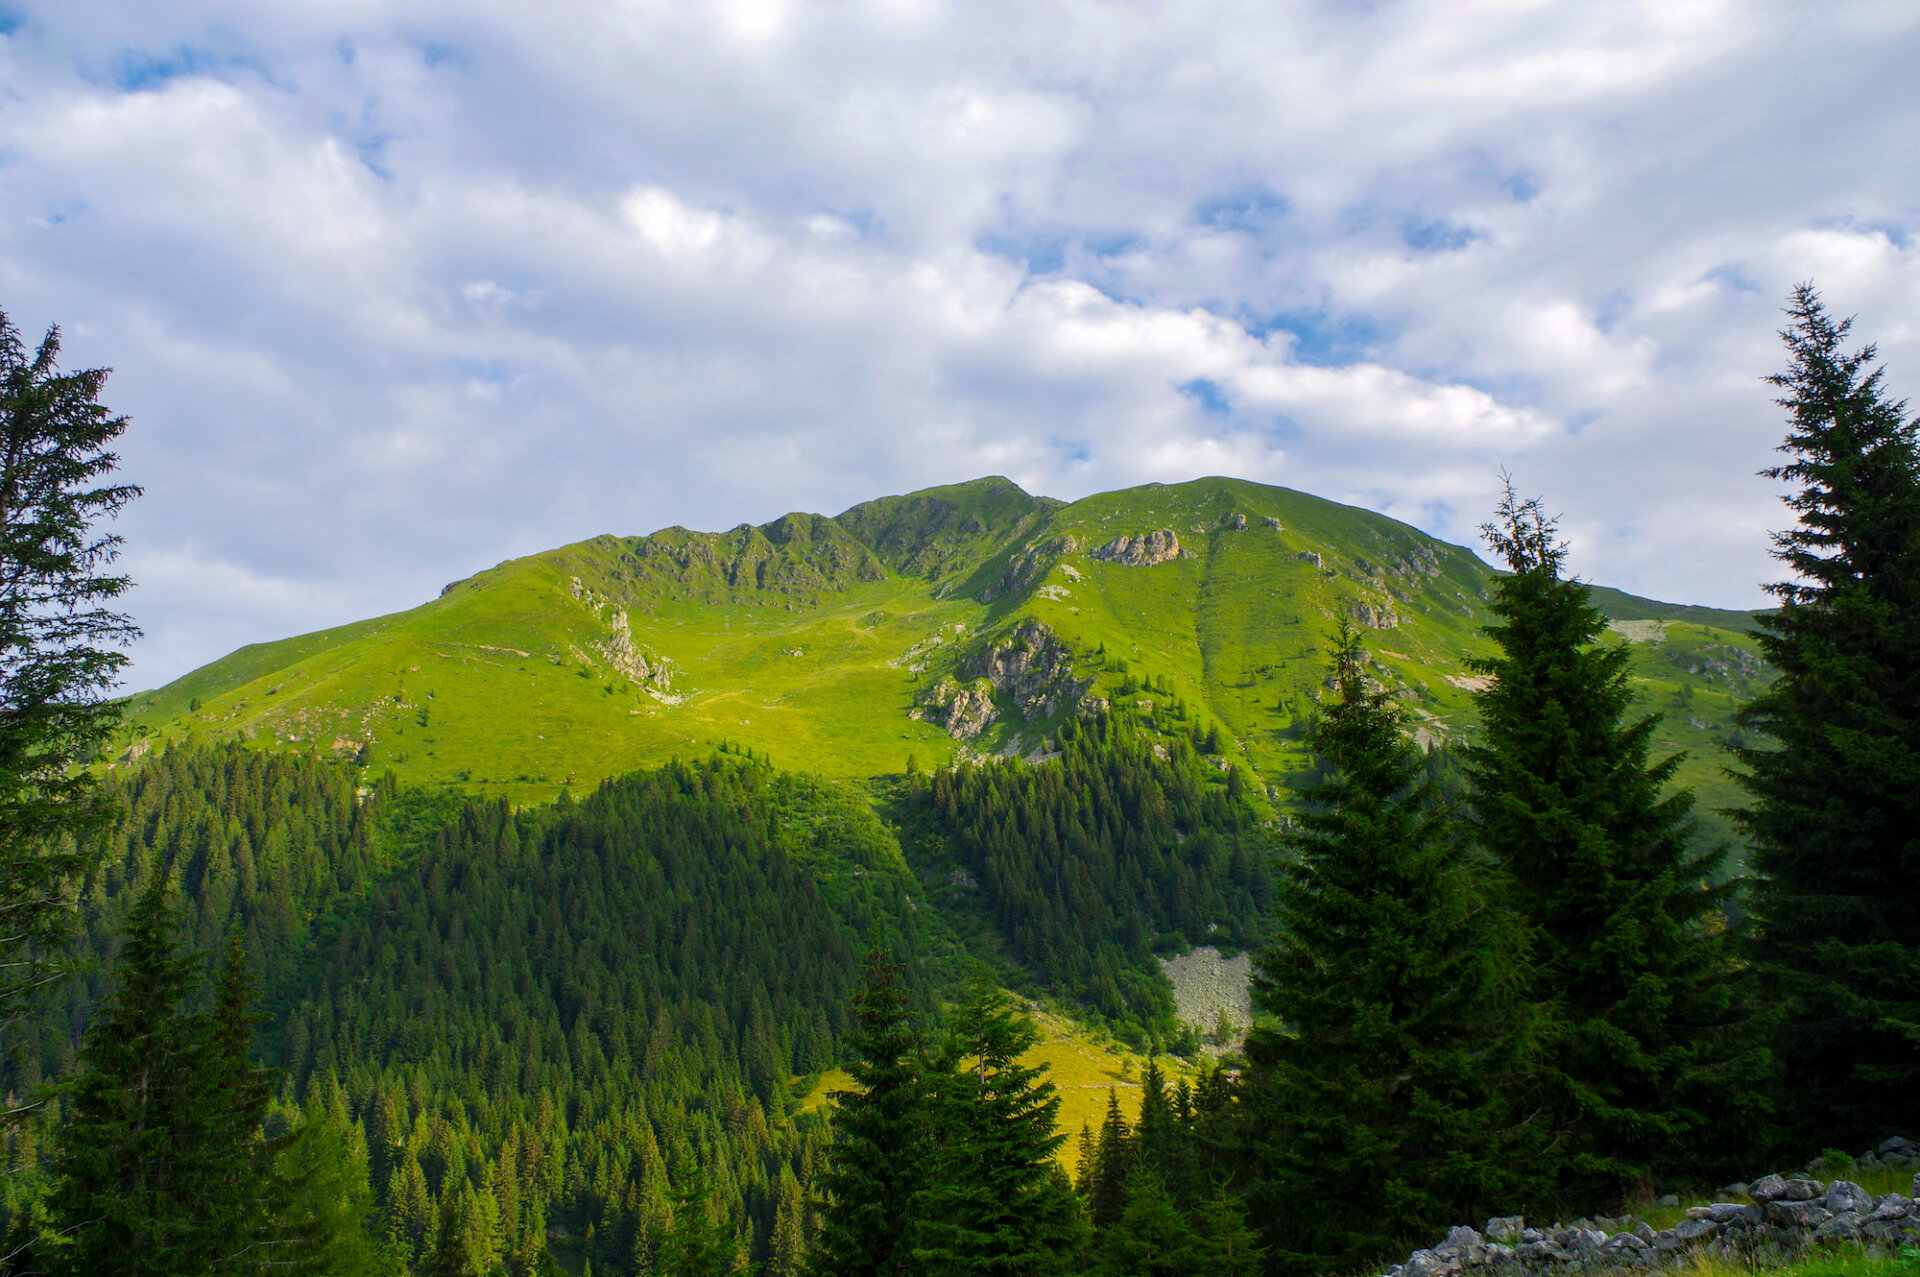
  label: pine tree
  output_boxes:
[1190,1186,1263,1277]
[809,944,926,1277]
[911,975,1078,1275]
[1096,1167,1198,1277]
[1735,284,1920,1143]
[46,875,257,1274]
[1087,1089,1134,1229]
[1464,483,1764,1201]
[1244,619,1541,1270]
[0,310,140,1067]
[656,1157,739,1277]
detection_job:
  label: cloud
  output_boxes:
[2,0,1918,685]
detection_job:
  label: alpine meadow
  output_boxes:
[4,284,1920,1277]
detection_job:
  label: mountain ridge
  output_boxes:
[125,474,1771,841]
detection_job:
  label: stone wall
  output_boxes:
[1384,1139,1920,1277]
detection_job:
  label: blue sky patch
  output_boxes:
[976,227,1140,276]
[1179,378,1231,416]
[1193,184,1289,234]
[1244,308,1393,367]
[1401,218,1481,253]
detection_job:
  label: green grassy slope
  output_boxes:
[126,476,1770,835]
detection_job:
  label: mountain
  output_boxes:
[125,475,1770,836]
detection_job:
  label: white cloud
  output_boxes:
[1,0,1917,685]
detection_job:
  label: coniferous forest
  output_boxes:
[2,286,1919,1276]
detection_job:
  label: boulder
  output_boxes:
[1872,1194,1913,1221]
[1485,1217,1525,1241]
[1443,1227,1483,1251]
[1766,1200,1833,1229]
[1825,1181,1872,1214]
[1747,1174,1789,1202]
[1813,1211,1863,1244]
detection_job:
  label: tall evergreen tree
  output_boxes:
[809,944,926,1277]
[1244,620,1540,1271]
[911,975,1078,1275]
[45,876,257,1275]
[1087,1090,1134,1230]
[657,1157,740,1277]
[1735,284,1920,1143]
[0,311,139,1071]
[1464,484,1764,1202]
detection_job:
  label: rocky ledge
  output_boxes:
[1384,1140,1920,1277]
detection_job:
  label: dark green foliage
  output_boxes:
[1244,620,1540,1272]
[1086,1090,1134,1229]
[7,744,960,1276]
[910,976,1078,1275]
[0,311,140,1058]
[808,945,926,1277]
[1465,486,1764,1201]
[656,1157,743,1276]
[1735,284,1920,1144]
[45,874,261,1274]
[39,875,381,1276]
[927,711,1272,1029]
[1098,1168,1199,1277]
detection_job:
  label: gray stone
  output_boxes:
[1485,1217,1525,1240]
[1404,1249,1446,1277]
[1655,1195,1680,1208]
[1571,1229,1607,1251]
[1912,1171,1920,1199]
[1813,1211,1862,1244]
[1871,1194,1913,1221]
[1826,1181,1873,1214]
[1633,1224,1656,1243]
[1879,1136,1917,1157]
[1780,1179,1824,1202]
[1765,1199,1833,1229]
[1700,1204,1749,1224]
[1748,1174,1789,1202]
[1716,1183,1751,1199]
[1521,1230,1545,1244]
[1444,1227,1484,1251]
[1672,1220,1722,1244]
[1515,1242,1549,1261]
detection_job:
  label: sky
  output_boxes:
[3,0,1917,689]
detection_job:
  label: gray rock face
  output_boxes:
[1485,1217,1525,1241]
[968,619,1088,719]
[1090,529,1182,566]
[1826,1181,1872,1214]
[1747,1174,1789,1202]
[1444,1227,1483,1250]
[913,676,997,740]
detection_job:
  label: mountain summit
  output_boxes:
[129,476,1766,826]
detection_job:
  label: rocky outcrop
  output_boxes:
[1345,597,1401,630]
[1091,530,1183,566]
[970,619,1089,719]
[1379,1149,1920,1277]
[913,619,1091,740]
[912,676,999,741]
[980,536,1078,602]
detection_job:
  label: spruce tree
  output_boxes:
[1735,284,1920,1143]
[910,975,1078,1275]
[657,1157,740,1277]
[0,311,140,1063]
[1244,620,1540,1271]
[1087,1090,1134,1230]
[1464,483,1764,1201]
[46,875,257,1274]
[809,944,926,1277]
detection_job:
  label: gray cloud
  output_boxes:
[2,0,1916,686]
